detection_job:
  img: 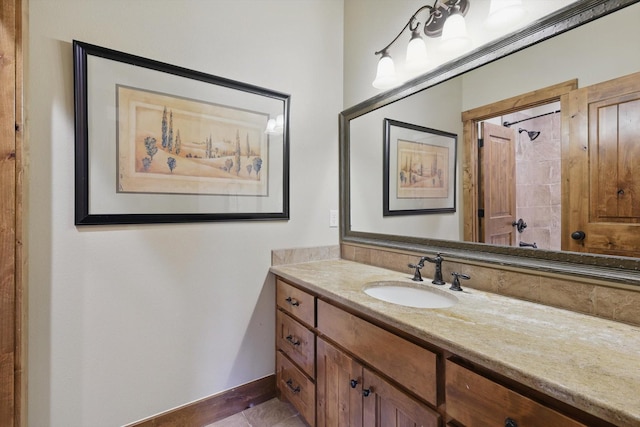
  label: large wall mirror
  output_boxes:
[340,0,640,286]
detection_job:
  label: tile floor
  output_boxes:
[205,397,308,427]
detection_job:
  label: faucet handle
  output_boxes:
[450,272,470,291]
[408,262,423,282]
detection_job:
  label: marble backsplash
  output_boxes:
[271,245,341,266]
[341,243,640,327]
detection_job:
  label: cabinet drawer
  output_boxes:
[277,350,315,427]
[445,360,587,427]
[277,310,315,378]
[277,278,315,327]
[317,300,437,406]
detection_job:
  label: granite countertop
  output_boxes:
[270,259,640,427]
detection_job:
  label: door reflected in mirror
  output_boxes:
[476,100,561,251]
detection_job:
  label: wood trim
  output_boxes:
[461,79,578,243]
[1,0,24,425]
[461,79,578,121]
[15,1,25,426]
[125,375,276,427]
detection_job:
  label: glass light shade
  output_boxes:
[265,114,284,134]
[372,54,398,90]
[405,35,429,72]
[485,0,525,30]
[264,118,276,134]
[439,14,472,52]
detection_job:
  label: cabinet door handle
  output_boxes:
[285,335,300,346]
[350,379,359,388]
[505,418,518,427]
[362,388,372,397]
[285,379,301,394]
[285,296,300,306]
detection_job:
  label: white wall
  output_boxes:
[460,3,640,110]
[27,1,343,426]
[349,77,463,240]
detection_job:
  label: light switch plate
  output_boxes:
[329,210,338,228]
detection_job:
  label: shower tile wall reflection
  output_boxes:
[505,102,561,251]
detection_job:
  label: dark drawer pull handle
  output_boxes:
[286,335,301,346]
[285,296,300,307]
[286,379,301,394]
[362,388,372,397]
[505,418,518,427]
[350,379,359,388]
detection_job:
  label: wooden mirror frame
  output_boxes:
[339,0,640,287]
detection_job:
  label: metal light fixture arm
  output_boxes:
[373,0,470,57]
[374,5,434,56]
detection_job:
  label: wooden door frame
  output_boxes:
[460,79,578,243]
[1,0,25,425]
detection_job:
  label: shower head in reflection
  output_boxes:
[518,128,540,141]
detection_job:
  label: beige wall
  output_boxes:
[27,1,342,426]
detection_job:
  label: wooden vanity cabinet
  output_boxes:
[445,360,587,427]
[274,275,606,427]
[317,337,439,427]
[276,279,316,426]
[316,300,440,427]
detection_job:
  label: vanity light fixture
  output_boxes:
[371,0,528,91]
[372,0,470,90]
[485,0,526,30]
[439,11,472,52]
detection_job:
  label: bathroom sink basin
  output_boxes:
[364,281,457,309]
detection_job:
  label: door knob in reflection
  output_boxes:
[512,218,527,233]
[571,230,586,241]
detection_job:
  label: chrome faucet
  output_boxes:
[423,253,445,285]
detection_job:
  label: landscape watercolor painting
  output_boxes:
[117,85,268,196]
[383,118,456,216]
[396,139,449,199]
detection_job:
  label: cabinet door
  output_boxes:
[317,338,363,427]
[362,368,440,427]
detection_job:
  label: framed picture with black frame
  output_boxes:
[383,118,457,216]
[73,40,290,225]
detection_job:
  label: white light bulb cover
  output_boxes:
[440,14,472,52]
[405,36,429,71]
[372,54,398,90]
[265,119,276,134]
[486,0,525,30]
